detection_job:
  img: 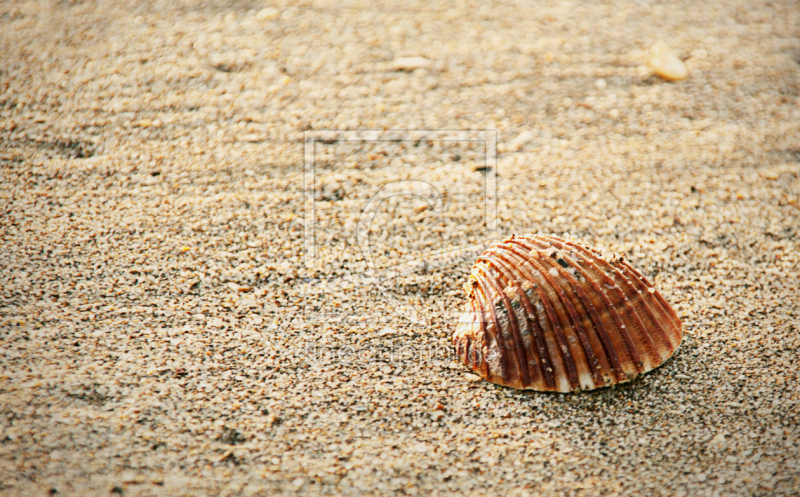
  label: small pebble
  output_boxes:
[508,130,534,151]
[256,7,280,20]
[649,41,689,81]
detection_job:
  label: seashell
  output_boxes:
[453,234,683,392]
[649,41,688,82]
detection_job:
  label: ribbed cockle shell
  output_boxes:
[453,234,683,392]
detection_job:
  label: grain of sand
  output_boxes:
[1,1,799,495]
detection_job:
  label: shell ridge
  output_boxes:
[552,254,633,379]
[613,264,674,364]
[532,254,607,388]
[495,245,581,391]
[510,239,623,383]
[524,236,647,374]
[459,309,476,370]
[548,238,662,370]
[583,261,657,368]
[488,256,557,390]
[575,257,652,370]
[601,253,682,333]
[601,261,669,371]
[489,252,555,390]
[473,265,512,383]
[470,272,495,380]
[465,306,483,371]
[504,241,604,389]
[616,261,683,348]
[480,259,532,388]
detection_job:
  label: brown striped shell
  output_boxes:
[453,234,683,392]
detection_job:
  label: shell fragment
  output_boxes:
[649,41,688,81]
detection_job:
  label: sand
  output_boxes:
[1,0,799,495]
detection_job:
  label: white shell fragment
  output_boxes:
[453,234,683,392]
[508,130,535,151]
[649,41,688,81]
[391,56,431,71]
[256,8,280,20]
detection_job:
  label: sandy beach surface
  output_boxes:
[1,0,799,495]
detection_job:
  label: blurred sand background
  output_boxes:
[1,0,800,495]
